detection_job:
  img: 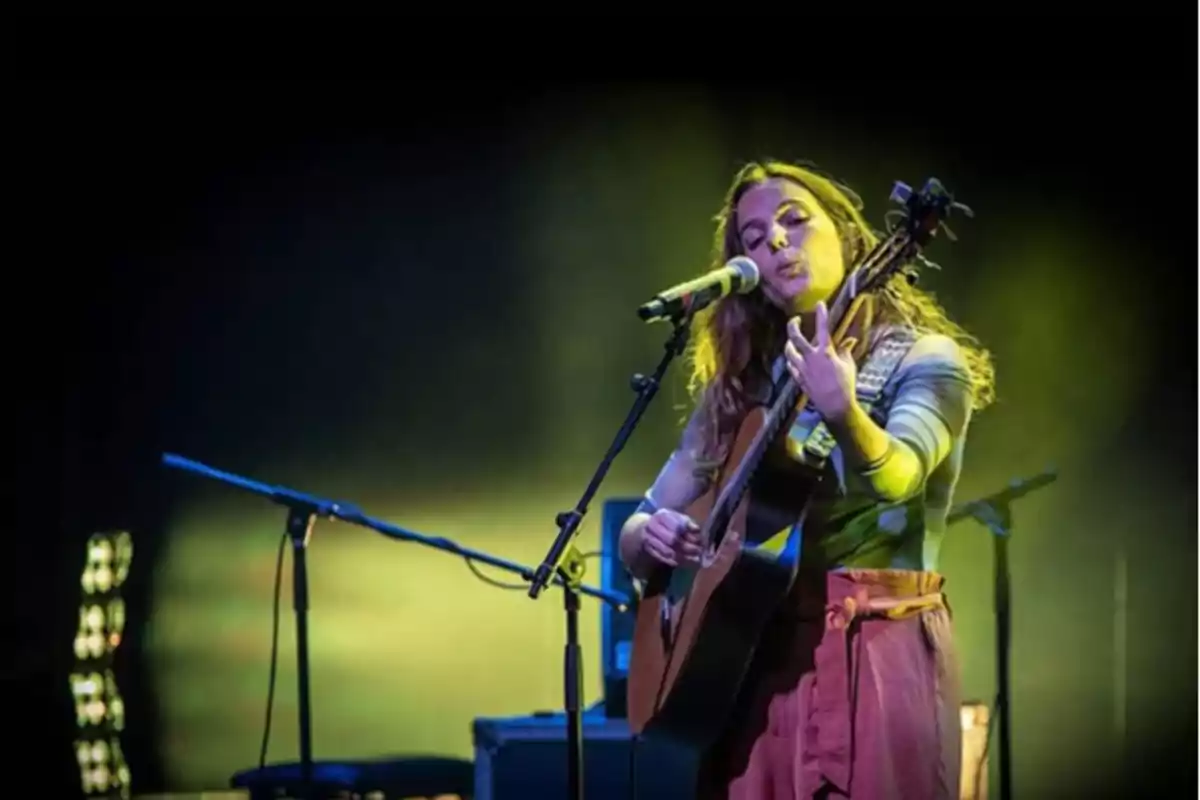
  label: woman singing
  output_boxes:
[618,160,996,799]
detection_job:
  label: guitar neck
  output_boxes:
[705,371,802,540]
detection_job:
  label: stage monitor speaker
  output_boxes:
[473,711,694,800]
[599,496,642,719]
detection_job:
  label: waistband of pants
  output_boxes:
[781,567,946,623]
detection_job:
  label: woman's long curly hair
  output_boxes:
[685,159,996,471]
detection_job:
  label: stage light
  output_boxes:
[72,531,133,800]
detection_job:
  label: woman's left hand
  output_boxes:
[784,300,858,423]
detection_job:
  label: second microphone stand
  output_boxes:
[527,311,693,800]
[948,467,1058,800]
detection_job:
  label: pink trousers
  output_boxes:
[696,569,962,800]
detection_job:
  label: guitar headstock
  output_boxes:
[887,177,974,244]
[852,177,973,296]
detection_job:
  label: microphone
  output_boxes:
[636,257,761,322]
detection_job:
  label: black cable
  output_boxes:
[258,532,288,771]
[462,550,603,590]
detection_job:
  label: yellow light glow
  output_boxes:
[90,541,112,564]
[94,566,113,592]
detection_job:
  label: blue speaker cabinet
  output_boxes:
[599,496,642,719]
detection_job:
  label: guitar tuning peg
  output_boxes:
[890,181,913,204]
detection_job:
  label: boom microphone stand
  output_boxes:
[947,467,1058,800]
[527,312,693,800]
[160,453,631,800]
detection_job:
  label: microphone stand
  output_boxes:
[947,467,1058,800]
[160,453,632,800]
[526,311,693,800]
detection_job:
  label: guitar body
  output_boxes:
[626,405,807,751]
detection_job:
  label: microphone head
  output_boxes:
[727,256,760,292]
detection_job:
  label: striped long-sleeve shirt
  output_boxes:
[639,327,975,573]
[785,330,975,571]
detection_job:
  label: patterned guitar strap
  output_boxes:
[786,325,919,468]
[768,326,919,567]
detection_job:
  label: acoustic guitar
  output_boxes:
[626,177,973,751]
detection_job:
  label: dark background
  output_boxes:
[13,14,1198,799]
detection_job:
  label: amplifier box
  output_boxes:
[599,497,642,719]
[471,710,695,800]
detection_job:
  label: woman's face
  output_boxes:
[734,178,846,314]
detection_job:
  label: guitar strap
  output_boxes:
[784,326,919,468]
[764,326,918,567]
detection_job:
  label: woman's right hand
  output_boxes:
[641,508,704,567]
